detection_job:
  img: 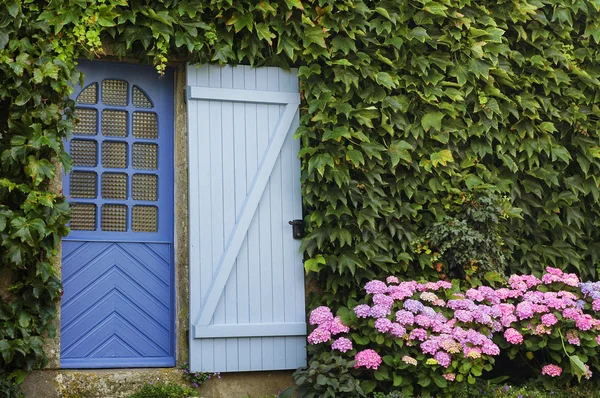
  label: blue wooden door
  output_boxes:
[60,61,175,368]
[186,65,306,372]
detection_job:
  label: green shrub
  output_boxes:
[127,382,198,398]
[0,375,25,398]
[293,350,365,398]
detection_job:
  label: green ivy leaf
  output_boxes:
[388,140,413,167]
[18,312,31,328]
[421,111,444,131]
[304,255,326,274]
[430,149,454,167]
[308,153,334,176]
[375,72,395,89]
[346,149,364,166]
[283,0,304,10]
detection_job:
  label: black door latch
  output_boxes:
[288,219,305,239]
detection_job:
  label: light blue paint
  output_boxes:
[187,64,306,372]
[61,61,175,368]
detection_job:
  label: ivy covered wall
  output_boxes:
[2,0,600,394]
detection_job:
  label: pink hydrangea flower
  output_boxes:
[482,342,500,355]
[329,316,350,335]
[584,364,593,379]
[566,330,580,346]
[576,314,594,331]
[389,323,406,337]
[504,328,523,344]
[331,337,353,353]
[541,313,558,326]
[443,373,456,381]
[354,349,382,370]
[434,351,451,368]
[516,302,534,319]
[409,328,428,341]
[375,318,393,333]
[541,364,562,377]
[365,280,388,294]
[386,276,399,284]
[309,306,333,325]
[370,304,392,318]
[307,325,331,344]
[395,310,414,326]
[373,293,394,307]
[354,304,371,318]
[402,355,417,366]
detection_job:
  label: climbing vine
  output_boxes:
[2,0,600,394]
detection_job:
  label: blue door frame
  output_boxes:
[61,61,175,368]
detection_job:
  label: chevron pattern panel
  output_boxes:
[60,241,174,368]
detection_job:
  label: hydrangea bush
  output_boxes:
[303,268,600,396]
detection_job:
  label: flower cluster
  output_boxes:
[307,306,351,349]
[307,266,600,384]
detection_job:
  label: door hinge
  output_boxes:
[288,219,305,239]
[183,88,187,104]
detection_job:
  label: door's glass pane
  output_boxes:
[101,204,127,231]
[102,110,127,137]
[133,86,153,108]
[132,174,157,201]
[73,108,97,135]
[71,140,97,167]
[102,141,127,169]
[102,173,127,199]
[132,143,158,170]
[132,205,157,232]
[102,80,128,106]
[70,172,97,198]
[70,203,96,230]
[77,83,98,104]
[132,112,158,139]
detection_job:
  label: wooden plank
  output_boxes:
[188,86,299,105]
[221,66,239,371]
[243,66,263,371]
[268,66,286,369]
[256,67,274,370]
[193,323,306,338]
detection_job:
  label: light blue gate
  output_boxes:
[60,61,175,368]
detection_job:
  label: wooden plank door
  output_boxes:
[60,61,175,368]
[187,64,306,372]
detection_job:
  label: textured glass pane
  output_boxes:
[102,204,127,231]
[102,141,127,168]
[132,143,158,170]
[77,83,98,104]
[132,206,157,232]
[70,203,96,230]
[71,140,97,167]
[133,86,153,108]
[70,172,97,198]
[102,80,128,106]
[133,112,158,139]
[102,110,127,137]
[132,174,157,201]
[73,108,97,135]
[102,173,127,199]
